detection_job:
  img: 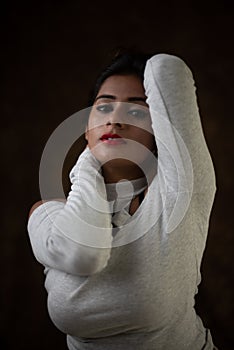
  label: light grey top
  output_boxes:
[28,54,217,349]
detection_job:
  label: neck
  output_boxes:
[102,157,157,184]
[102,161,145,184]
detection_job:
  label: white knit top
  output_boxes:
[28,54,217,349]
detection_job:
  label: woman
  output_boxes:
[28,51,217,349]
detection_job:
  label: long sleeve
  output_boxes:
[28,148,113,276]
[144,54,216,233]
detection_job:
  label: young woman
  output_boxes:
[28,51,217,349]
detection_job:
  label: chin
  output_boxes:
[93,151,148,167]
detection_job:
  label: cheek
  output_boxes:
[88,109,106,129]
[86,114,100,145]
[132,127,155,150]
[86,129,96,147]
[145,133,156,150]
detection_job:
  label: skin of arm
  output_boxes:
[28,199,66,218]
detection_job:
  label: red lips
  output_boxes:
[100,133,126,145]
[100,133,122,140]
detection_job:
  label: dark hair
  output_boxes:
[88,48,153,106]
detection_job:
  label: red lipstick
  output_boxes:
[100,133,126,145]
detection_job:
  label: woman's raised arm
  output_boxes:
[144,54,216,230]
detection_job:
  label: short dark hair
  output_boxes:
[88,48,153,106]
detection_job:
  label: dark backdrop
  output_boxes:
[1,1,233,349]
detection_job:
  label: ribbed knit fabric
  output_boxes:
[28,54,217,349]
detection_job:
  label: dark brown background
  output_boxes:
[1,1,233,349]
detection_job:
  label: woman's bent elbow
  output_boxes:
[69,247,112,276]
[28,201,44,218]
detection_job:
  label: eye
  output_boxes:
[128,108,149,118]
[96,104,113,113]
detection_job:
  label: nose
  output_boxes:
[106,120,123,128]
[106,103,125,128]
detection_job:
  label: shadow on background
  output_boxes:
[1,1,233,349]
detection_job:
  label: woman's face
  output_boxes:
[85,74,155,168]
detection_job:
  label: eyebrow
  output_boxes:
[95,94,147,103]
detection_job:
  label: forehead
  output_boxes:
[97,74,146,98]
